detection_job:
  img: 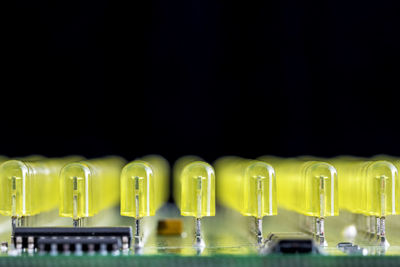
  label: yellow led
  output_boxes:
[333,157,399,217]
[59,156,125,219]
[303,161,339,217]
[178,161,215,218]
[0,157,82,217]
[365,161,399,217]
[259,157,338,217]
[120,155,170,218]
[173,156,202,209]
[328,157,360,214]
[120,161,153,218]
[215,157,277,218]
[141,155,170,209]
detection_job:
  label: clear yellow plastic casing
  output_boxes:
[330,157,399,217]
[141,155,169,210]
[215,157,277,218]
[0,157,82,217]
[59,156,125,219]
[303,162,339,217]
[368,157,400,217]
[121,161,154,218]
[329,157,363,214]
[173,156,203,209]
[259,157,338,217]
[179,161,215,218]
[121,155,170,218]
[365,161,399,217]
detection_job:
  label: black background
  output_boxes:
[3,0,400,164]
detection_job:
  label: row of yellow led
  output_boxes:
[0,156,83,217]
[0,155,212,244]
[214,156,400,246]
[1,155,399,224]
[261,156,400,219]
[258,156,339,218]
[214,157,277,218]
[0,155,316,223]
[275,155,400,218]
[329,156,400,218]
[0,156,125,220]
[215,156,339,220]
[215,156,400,219]
[0,156,169,224]
[174,156,335,246]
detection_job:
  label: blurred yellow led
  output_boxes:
[332,157,399,245]
[365,161,399,217]
[120,155,169,218]
[328,157,362,214]
[333,158,399,217]
[258,157,338,246]
[0,157,81,220]
[59,156,125,222]
[215,157,277,218]
[173,156,202,208]
[260,158,338,217]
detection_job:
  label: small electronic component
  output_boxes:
[265,233,319,254]
[59,156,126,227]
[174,160,215,247]
[215,157,277,244]
[13,227,132,254]
[0,157,82,230]
[120,155,169,247]
[36,236,121,255]
[337,242,367,255]
[157,219,183,235]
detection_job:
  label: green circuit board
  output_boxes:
[1,204,400,266]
